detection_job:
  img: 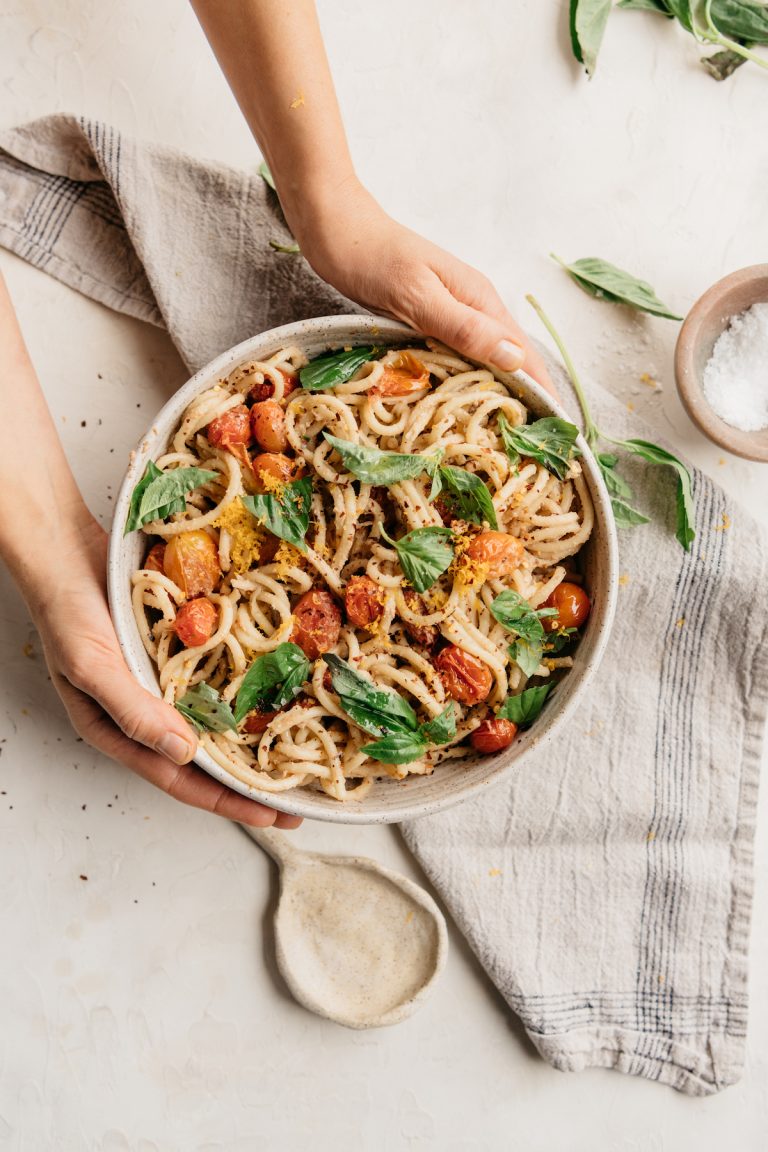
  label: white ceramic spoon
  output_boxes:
[240,824,449,1029]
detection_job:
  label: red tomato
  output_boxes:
[435,646,493,705]
[248,371,299,404]
[143,542,166,573]
[242,709,279,735]
[470,718,518,754]
[292,590,342,661]
[206,404,252,449]
[345,575,385,629]
[174,597,218,647]
[542,582,591,633]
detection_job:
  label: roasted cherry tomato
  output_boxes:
[466,531,525,578]
[250,399,288,453]
[345,575,385,629]
[435,645,493,705]
[242,709,279,735]
[164,529,221,598]
[257,533,281,564]
[470,718,518,754]
[248,371,299,404]
[401,588,438,649]
[371,351,431,397]
[292,589,342,661]
[251,452,301,493]
[206,404,252,449]
[143,542,166,573]
[542,581,591,633]
[174,597,218,648]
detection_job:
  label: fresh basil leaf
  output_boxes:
[323,433,442,486]
[491,589,557,640]
[430,465,498,530]
[299,347,378,392]
[497,684,552,726]
[711,0,768,42]
[498,413,581,482]
[597,452,619,468]
[618,0,673,13]
[701,46,748,78]
[258,161,276,191]
[269,239,301,254]
[175,681,237,733]
[361,730,429,766]
[323,654,419,737]
[125,462,218,534]
[508,638,545,678]
[545,628,578,655]
[420,702,456,746]
[380,525,454,593]
[234,642,311,723]
[618,439,695,550]
[599,458,634,502]
[665,0,693,30]
[570,0,613,75]
[611,497,651,529]
[242,477,313,552]
[552,255,682,321]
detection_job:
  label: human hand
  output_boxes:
[29,513,301,830]
[295,178,555,396]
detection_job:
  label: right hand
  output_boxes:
[30,513,301,830]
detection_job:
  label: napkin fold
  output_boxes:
[2,114,766,1096]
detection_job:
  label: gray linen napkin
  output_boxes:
[1,114,766,1097]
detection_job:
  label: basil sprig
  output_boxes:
[429,465,498,530]
[497,684,552,727]
[576,0,768,80]
[299,347,378,392]
[498,413,581,482]
[323,433,443,485]
[234,642,311,723]
[175,681,237,733]
[527,295,695,552]
[323,654,456,765]
[125,462,218,535]
[242,477,313,552]
[551,255,682,321]
[491,590,558,678]
[380,526,454,593]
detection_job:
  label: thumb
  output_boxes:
[411,282,526,374]
[83,654,198,765]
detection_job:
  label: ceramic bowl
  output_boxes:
[675,264,768,463]
[108,315,618,825]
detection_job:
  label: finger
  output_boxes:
[68,652,198,766]
[57,676,280,828]
[424,261,559,398]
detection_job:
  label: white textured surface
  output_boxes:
[0,1,767,1149]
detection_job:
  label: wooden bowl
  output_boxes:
[675,264,768,463]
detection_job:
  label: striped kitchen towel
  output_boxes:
[1,114,766,1096]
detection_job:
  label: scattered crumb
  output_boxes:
[640,372,660,389]
[79,875,88,881]
[80,420,87,427]
[658,974,665,985]
[20,708,28,716]
[618,573,630,587]
[22,643,34,659]
[404,910,414,925]
[675,617,686,629]
[626,402,635,413]
[488,867,502,877]
[718,458,726,466]
[714,512,731,532]
[647,830,655,842]
[289,91,305,109]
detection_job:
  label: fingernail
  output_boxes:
[157,732,194,764]
[491,340,525,372]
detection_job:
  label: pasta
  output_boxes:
[129,341,593,802]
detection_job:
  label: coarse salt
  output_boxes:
[702,302,768,432]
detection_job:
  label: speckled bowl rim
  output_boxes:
[108,315,618,825]
[674,263,768,463]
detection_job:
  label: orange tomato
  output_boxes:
[250,399,288,453]
[542,582,591,632]
[291,590,342,661]
[174,597,218,647]
[345,575,385,629]
[371,352,431,397]
[164,530,221,598]
[470,718,518,754]
[466,531,525,578]
[251,452,301,493]
[143,542,166,573]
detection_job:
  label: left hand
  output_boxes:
[295,178,555,395]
